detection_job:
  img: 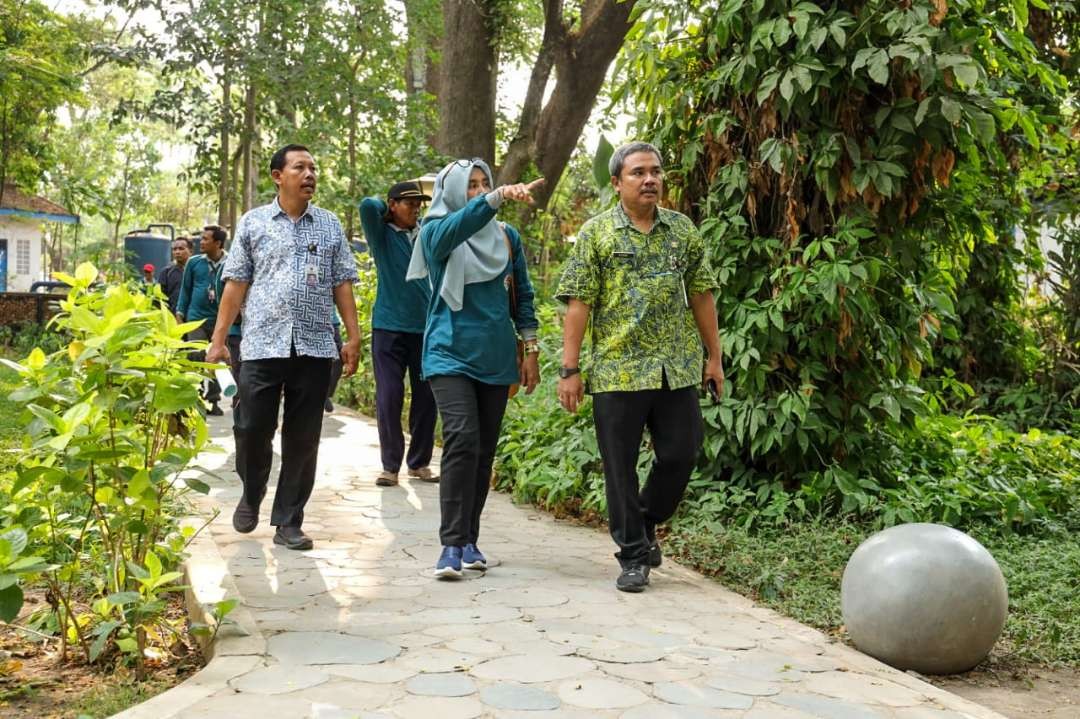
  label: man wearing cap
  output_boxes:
[359,181,439,487]
[142,263,156,284]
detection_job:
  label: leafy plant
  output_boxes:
[0,262,211,677]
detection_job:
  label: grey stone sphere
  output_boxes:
[841,522,1008,675]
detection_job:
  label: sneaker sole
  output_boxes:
[273,535,313,551]
[433,566,463,580]
[407,474,440,483]
[462,560,487,571]
[375,479,398,487]
[616,583,647,593]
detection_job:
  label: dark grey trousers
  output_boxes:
[429,375,508,547]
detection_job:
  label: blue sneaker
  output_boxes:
[434,546,463,579]
[462,543,487,570]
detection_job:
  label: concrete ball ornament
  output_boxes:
[841,523,1008,674]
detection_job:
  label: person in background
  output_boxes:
[406,159,543,579]
[142,263,156,284]
[359,180,438,485]
[157,236,193,313]
[206,143,360,552]
[177,225,229,416]
[556,141,723,593]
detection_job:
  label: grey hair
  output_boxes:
[608,141,662,178]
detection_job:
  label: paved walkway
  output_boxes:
[115,408,1005,719]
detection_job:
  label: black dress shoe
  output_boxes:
[232,500,259,533]
[274,526,313,550]
[208,402,224,416]
[616,565,650,593]
[647,541,663,568]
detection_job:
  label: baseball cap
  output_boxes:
[143,263,155,272]
[387,180,431,201]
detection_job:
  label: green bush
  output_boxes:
[334,252,378,415]
[0,263,211,676]
[496,301,1080,533]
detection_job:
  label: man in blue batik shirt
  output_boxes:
[207,144,360,551]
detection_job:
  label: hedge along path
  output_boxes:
[114,407,1007,719]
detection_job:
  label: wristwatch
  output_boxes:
[558,366,581,379]
[524,340,540,354]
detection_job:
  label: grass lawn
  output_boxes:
[665,517,1080,668]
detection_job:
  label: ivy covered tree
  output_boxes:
[618,0,1078,512]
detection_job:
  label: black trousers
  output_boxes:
[226,334,242,408]
[593,383,704,568]
[233,352,331,528]
[187,322,222,403]
[373,329,437,473]
[429,375,508,547]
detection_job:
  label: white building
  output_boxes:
[0,184,79,292]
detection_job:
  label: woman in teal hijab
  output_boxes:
[407,159,543,579]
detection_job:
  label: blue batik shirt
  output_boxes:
[223,196,358,361]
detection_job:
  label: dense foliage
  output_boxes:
[520,0,1080,522]
[0,266,211,676]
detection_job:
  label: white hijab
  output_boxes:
[406,159,508,312]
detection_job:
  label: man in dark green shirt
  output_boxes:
[556,141,725,593]
[359,181,438,487]
[177,225,229,416]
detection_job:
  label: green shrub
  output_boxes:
[334,252,378,415]
[0,263,211,677]
[497,301,1080,533]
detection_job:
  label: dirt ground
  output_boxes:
[931,666,1080,719]
[0,590,200,719]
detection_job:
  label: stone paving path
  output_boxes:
[115,408,1006,719]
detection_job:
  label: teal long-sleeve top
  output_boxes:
[419,194,538,385]
[176,253,226,324]
[359,197,431,334]
[176,253,240,336]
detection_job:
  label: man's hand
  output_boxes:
[557,374,585,413]
[206,340,230,365]
[521,353,540,394]
[341,337,360,377]
[703,355,725,397]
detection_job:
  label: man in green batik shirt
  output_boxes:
[556,141,724,593]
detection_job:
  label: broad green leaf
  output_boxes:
[867,50,889,84]
[939,97,963,124]
[25,348,46,371]
[75,262,97,285]
[0,584,24,622]
[145,550,162,578]
[107,591,141,606]
[592,135,615,190]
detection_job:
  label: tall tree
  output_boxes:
[496,0,636,209]
[0,0,83,203]
[435,0,499,162]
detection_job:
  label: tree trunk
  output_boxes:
[405,0,442,97]
[499,0,637,210]
[436,0,497,162]
[217,70,232,227]
[112,156,132,264]
[241,82,257,214]
[346,76,359,239]
[229,147,241,232]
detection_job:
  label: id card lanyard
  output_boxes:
[304,242,319,287]
[207,254,226,305]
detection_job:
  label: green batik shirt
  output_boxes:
[556,203,718,394]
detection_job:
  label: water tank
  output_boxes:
[124,232,172,277]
